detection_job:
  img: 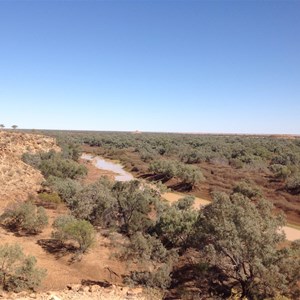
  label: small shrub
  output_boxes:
[140,151,154,162]
[0,243,46,292]
[124,263,172,289]
[232,180,261,199]
[21,153,41,169]
[122,232,168,263]
[270,164,291,180]
[285,174,300,194]
[1,202,48,234]
[43,176,82,202]
[271,155,289,166]
[52,215,96,254]
[180,150,205,164]
[229,158,244,169]
[38,192,63,209]
[175,196,195,210]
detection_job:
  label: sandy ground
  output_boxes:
[162,192,210,209]
[0,208,127,291]
[282,226,300,241]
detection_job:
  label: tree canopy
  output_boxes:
[193,192,300,299]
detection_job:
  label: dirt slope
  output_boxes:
[0,131,60,207]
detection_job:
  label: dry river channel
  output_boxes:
[81,154,300,242]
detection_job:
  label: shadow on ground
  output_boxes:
[37,238,77,260]
[81,279,112,288]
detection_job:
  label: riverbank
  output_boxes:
[81,153,300,241]
[81,153,133,182]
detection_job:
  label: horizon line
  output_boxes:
[6,128,300,137]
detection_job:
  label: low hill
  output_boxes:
[0,131,60,207]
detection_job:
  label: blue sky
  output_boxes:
[0,1,299,134]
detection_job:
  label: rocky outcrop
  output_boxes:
[0,131,60,206]
[0,284,154,300]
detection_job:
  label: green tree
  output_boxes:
[43,176,82,203]
[112,180,155,235]
[11,125,18,130]
[194,192,300,299]
[149,160,178,180]
[178,164,205,188]
[149,160,205,188]
[0,124,4,130]
[122,232,168,263]
[52,215,96,254]
[68,178,116,227]
[60,142,81,161]
[0,244,46,292]
[155,199,197,248]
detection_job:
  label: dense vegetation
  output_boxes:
[40,130,300,168]
[44,174,300,298]
[5,130,299,298]
[37,155,299,299]
[37,130,300,225]
[22,150,87,180]
[39,130,300,193]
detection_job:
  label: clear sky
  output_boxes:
[0,1,299,134]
